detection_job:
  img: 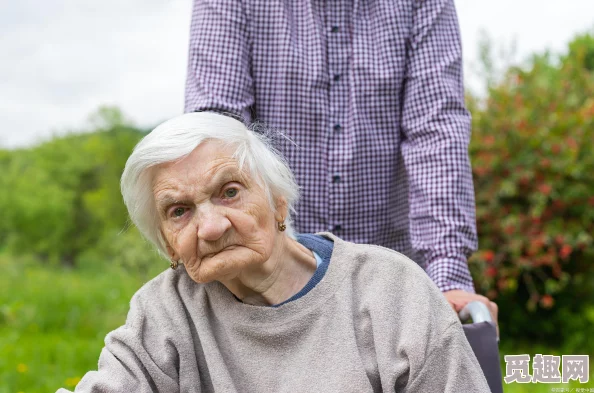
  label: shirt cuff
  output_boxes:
[425,256,476,293]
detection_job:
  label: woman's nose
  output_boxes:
[196,206,231,242]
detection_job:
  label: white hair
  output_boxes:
[121,112,299,257]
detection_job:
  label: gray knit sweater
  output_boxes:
[58,234,490,392]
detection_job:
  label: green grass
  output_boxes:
[0,254,164,392]
[502,381,591,392]
[1,254,592,392]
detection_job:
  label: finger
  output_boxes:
[489,301,499,324]
[445,298,459,312]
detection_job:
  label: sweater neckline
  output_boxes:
[203,232,350,327]
[271,234,333,307]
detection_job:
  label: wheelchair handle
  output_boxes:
[458,300,492,323]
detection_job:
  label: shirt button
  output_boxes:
[333,74,341,82]
[332,174,341,183]
[333,124,342,132]
[331,26,340,33]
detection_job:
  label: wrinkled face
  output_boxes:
[152,140,286,283]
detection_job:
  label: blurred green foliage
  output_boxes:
[0,107,158,270]
[467,32,594,353]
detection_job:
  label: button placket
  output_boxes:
[327,1,351,238]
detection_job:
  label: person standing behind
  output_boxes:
[184,0,497,321]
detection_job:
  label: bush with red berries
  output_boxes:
[467,33,594,351]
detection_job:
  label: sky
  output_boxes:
[1,0,593,148]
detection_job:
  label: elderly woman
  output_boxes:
[58,112,489,392]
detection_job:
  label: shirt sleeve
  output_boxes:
[55,294,180,393]
[184,0,254,124]
[403,322,491,392]
[399,0,477,292]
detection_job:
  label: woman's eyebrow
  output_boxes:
[155,195,184,212]
[208,167,246,187]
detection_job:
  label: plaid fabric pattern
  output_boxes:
[184,0,477,292]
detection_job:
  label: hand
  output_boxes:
[443,289,499,336]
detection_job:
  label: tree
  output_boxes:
[0,109,145,265]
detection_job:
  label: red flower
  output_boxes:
[485,266,497,278]
[517,119,528,131]
[474,166,489,177]
[560,244,572,260]
[566,137,578,150]
[497,278,508,291]
[538,184,552,195]
[540,295,554,309]
[484,250,495,263]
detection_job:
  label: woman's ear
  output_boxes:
[166,244,179,261]
[274,196,288,223]
[161,230,179,261]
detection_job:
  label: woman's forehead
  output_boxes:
[156,142,239,176]
[151,141,255,194]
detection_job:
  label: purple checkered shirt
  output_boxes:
[184,0,477,292]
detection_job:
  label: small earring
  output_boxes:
[170,260,179,270]
[277,221,286,232]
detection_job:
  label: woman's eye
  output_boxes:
[224,188,238,198]
[172,207,186,217]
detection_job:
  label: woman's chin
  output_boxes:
[187,247,259,284]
